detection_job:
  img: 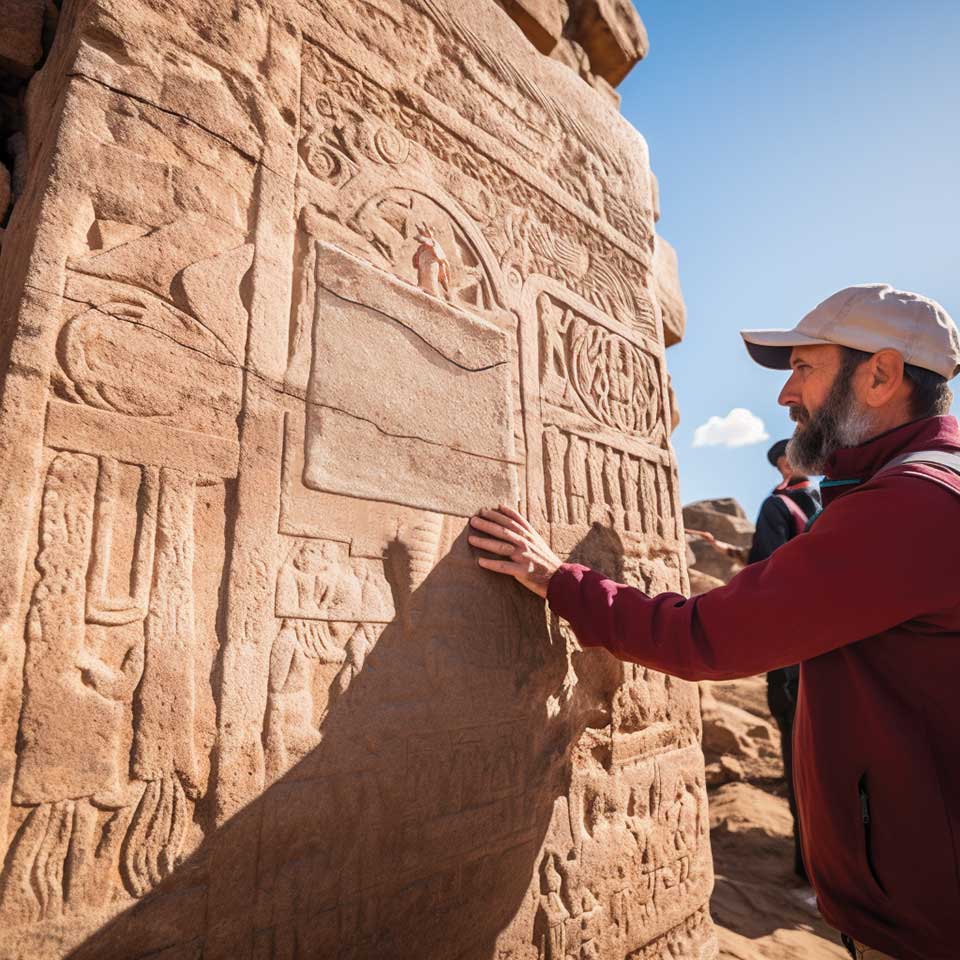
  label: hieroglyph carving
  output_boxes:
[1,454,203,919]
[539,292,663,439]
[521,281,678,549]
[0,0,711,955]
[264,538,392,780]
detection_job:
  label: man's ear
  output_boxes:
[864,349,906,406]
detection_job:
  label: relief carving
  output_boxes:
[0,454,209,919]
[538,291,664,443]
[0,0,711,955]
[264,538,393,781]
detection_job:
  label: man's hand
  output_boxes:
[468,504,561,599]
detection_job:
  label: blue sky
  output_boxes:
[618,0,960,519]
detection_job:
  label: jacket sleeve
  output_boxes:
[546,472,960,681]
[747,496,791,564]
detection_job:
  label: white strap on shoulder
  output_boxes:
[876,449,960,477]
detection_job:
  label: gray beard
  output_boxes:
[786,372,876,476]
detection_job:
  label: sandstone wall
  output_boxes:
[0,1,712,957]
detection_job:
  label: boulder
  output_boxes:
[687,566,724,597]
[497,0,568,53]
[565,0,649,86]
[704,755,745,788]
[687,535,744,584]
[683,498,754,549]
[700,685,775,761]
[0,0,46,77]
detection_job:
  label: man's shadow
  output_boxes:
[66,523,627,960]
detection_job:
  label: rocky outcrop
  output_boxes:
[705,678,848,960]
[684,498,754,584]
[565,0,649,86]
[497,0,569,54]
[498,0,648,90]
[0,0,47,77]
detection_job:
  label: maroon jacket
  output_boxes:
[548,416,960,960]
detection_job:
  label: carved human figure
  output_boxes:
[663,775,698,889]
[411,222,451,298]
[626,789,658,924]
[536,855,569,960]
[263,620,328,781]
[1,454,129,921]
[542,426,569,525]
[276,539,362,623]
[621,455,642,531]
[124,468,203,897]
[586,442,608,524]
[328,566,390,710]
[566,434,590,525]
[265,541,365,778]
[1,455,201,915]
[538,295,572,409]
[603,446,625,528]
[639,460,659,536]
[578,887,603,950]
[611,863,632,941]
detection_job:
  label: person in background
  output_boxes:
[750,437,821,881]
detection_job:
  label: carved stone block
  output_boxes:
[497,0,569,54]
[566,0,650,86]
[654,235,687,348]
[0,0,713,957]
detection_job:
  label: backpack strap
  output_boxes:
[775,493,809,538]
[876,449,960,478]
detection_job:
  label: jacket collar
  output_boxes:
[820,415,960,508]
[776,477,814,493]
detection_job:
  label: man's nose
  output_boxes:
[778,372,800,407]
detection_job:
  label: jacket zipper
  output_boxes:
[858,774,886,894]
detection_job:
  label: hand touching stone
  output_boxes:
[468,504,562,599]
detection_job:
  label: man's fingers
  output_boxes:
[476,556,530,576]
[478,507,524,534]
[497,503,533,532]
[468,534,516,556]
[470,514,523,541]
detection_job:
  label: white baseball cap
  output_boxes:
[741,283,960,380]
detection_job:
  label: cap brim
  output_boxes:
[739,329,835,370]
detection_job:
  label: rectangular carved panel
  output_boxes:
[304,243,518,516]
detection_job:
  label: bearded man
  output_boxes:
[469,284,960,960]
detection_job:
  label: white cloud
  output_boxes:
[692,408,770,449]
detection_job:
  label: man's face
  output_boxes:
[778,344,873,474]
[777,344,844,423]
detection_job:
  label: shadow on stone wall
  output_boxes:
[65,523,626,960]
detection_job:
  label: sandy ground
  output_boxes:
[705,676,848,960]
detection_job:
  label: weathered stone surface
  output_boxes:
[549,35,622,107]
[498,0,569,53]
[704,755,744,788]
[654,234,687,348]
[566,0,649,87]
[683,498,755,549]
[0,0,714,957]
[700,687,775,761]
[687,535,744,583]
[0,0,46,77]
[688,565,725,597]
